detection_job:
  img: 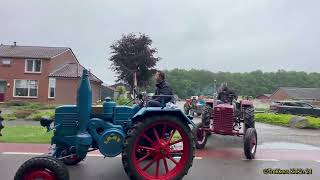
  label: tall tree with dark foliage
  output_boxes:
[109,33,160,89]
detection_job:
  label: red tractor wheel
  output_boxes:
[122,115,195,180]
[243,128,257,159]
[14,156,69,180]
[192,122,209,149]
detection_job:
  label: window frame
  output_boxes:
[1,58,12,65]
[48,78,56,99]
[13,79,39,98]
[25,59,42,73]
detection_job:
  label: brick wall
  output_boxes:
[269,89,290,100]
[53,78,101,105]
[0,57,51,103]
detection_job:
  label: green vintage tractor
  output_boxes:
[14,69,195,180]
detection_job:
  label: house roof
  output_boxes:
[49,63,103,83]
[276,87,320,100]
[0,45,69,59]
[102,84,115,91]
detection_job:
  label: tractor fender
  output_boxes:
[132,107,195,127]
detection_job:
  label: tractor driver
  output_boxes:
[217,83,237,104]
[147,71,174,107]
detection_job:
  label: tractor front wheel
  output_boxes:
[14,156,69,180]
[122,115,195,180]
[192,122,209,149]
[244,128,257,159]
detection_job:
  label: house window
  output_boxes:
[2,58,11,65]
[48,78,56,98]
[14,80,38,97]
[25,59,42,73]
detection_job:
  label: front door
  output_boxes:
[0,81,6,102]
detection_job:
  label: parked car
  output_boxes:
[270,101,320,117]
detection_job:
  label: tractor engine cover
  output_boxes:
[98,128,125,157]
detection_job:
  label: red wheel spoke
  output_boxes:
[142,134,154,144]
[153,128,160,143]
[161,124,167,139]
[156,159,160,177]
[168,129,176,143]
[169,138,183,146]
[142,158,157,171]
[137,153,152,163]
[138,146,156,152]
[167,155,178,164]
[162,158,169,173]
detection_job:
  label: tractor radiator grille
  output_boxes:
[56,113,79,127]
[213,106,234,134]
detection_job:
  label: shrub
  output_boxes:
[4,101,28,107]
[306,116,320,129]
[15,103,56,110]
[116,96,132,105]
[14,109,36,119]
[3,114,17,121]
[255,113,320,129]
[29,110,55,121]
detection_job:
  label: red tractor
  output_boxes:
[193,98,257,159]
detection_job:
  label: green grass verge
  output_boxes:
[0,102,56,110]
[255,113,320,129]
[0,125,52,144]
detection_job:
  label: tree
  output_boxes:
[164,69,320,99]
[109,33,160,89]
[115,86,126,96]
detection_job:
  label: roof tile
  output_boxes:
[49,63,102,83]
[0,45,69,59]
[280,87,320,100]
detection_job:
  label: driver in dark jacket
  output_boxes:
[147,71,174,107]
[217,83,237,103]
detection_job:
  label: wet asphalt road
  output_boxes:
[1,101,320,180]
[1,120,320,180]
[0,153,319,180]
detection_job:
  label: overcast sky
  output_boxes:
[1,0,319,84]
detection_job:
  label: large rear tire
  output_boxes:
[14,156,69,180]
[201,106,212,127]
[244,128,257,159]
[243,107,255,134]
[122,115,195,180]
[192,122,209,149]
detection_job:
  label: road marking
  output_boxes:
[2,152,44,155]
[1,152,202,160]
[87,154,104,157]
[241,158,280,162]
